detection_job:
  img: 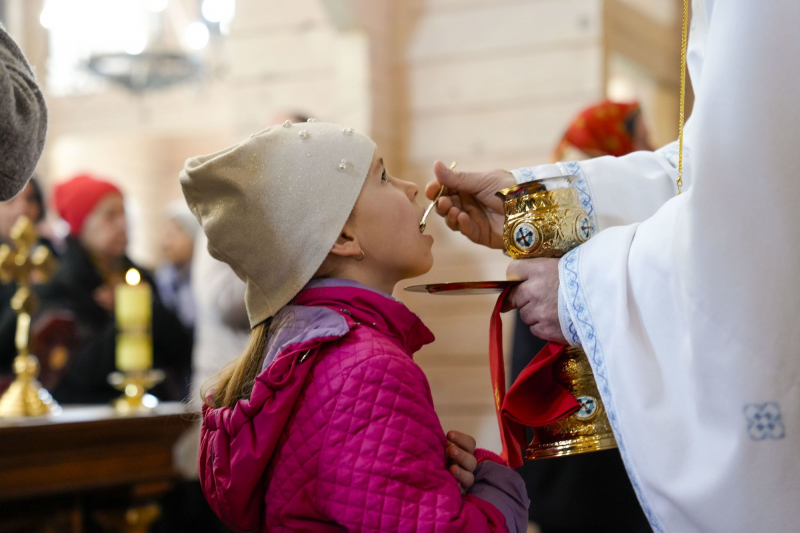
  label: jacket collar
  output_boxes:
[293,278,435,355]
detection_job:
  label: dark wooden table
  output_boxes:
[0,403,194,533]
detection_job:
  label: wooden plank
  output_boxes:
[410,45,603,113]
[227,28,340,80]
[408,98,595,161]
[614,0,678,26]
[604,0,681,87]
[47,83,235,137]
[407,0,602,61]
[416,313,516,366]
[436,413,501,454]
[228,75,340,134]
[232,0,331,33]
[424,364,495,407]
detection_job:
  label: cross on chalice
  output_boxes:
[0,216,59,417]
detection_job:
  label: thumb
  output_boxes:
[433,160,484,195]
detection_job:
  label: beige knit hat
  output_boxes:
[180,121,376,328]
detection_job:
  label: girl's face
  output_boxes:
[348,153,434,285]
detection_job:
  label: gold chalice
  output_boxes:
[495,179,617,459]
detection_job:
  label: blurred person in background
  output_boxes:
[0,174,192,404]
[155,200,200,338]
[551,100,653,162]
[0,178,61,253]
[512,100,653,533]
[0,24,47,200]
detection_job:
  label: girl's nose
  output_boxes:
[404,180,419,202]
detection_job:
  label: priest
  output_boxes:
[426,1,800,531]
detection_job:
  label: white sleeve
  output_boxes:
[511,141,688,236]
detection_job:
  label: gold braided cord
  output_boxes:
[677,0,689,194]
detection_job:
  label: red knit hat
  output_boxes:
[54,174,122,237]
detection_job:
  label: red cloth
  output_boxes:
[54,174,122,237]
[490,288,580,468]
[554,100,640,160]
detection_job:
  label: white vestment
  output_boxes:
[513,1,800,531]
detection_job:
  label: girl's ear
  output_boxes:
[329,226,362,259]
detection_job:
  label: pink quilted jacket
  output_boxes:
[200,280,528,532]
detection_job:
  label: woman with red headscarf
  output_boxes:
[552,100,653,162]
[0,174,192,404]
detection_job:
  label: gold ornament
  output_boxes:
[497,181,592,259]
[0,217,59,418]
[495,181,617,459]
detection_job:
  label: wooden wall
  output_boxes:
[10,0,680,454]
[395,0,605,452]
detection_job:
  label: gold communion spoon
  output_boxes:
[419,161,456,233]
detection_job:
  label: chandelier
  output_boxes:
[40,0,235,95]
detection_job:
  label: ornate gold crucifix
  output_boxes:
[0,216,59,417]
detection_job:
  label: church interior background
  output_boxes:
[0,0,685,531]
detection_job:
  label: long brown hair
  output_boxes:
[202,314,285,409]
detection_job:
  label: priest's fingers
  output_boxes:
[445,206,462,232]
[530,321,568,345]
[433,160,514,197]
[516,301,540,328]
[449,464,475,493]
[505,259,560,311]
[425,179,443,201]
[437,195,454,217]
[447,430,477,455]
[456,211,484,243]
[506,259,535,282]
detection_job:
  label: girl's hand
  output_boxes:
[446,430,478,495]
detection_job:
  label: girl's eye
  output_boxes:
[381,170,388,183]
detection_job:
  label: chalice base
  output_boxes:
[525,346,618,460]
[108,370,164,416]
[526,433,618,460]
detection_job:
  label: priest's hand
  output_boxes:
[505,258,567,344]
[446,430,478,495]
[425,161,515,249]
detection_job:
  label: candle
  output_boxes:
[115,269,153,372]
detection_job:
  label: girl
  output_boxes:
[182,121,528,532]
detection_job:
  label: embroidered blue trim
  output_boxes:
[744,402,785,440]
[557,284,581,347]
[560,161,598,236]
[559,248,664,533]
[511,167,536,184]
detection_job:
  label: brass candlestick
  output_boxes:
[0,217,59,418]
[496,180,617,459]
[108,369,164,415]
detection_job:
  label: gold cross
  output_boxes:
[0,216,59,417]
[0,216,56,356]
